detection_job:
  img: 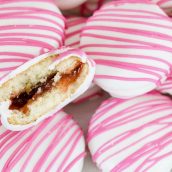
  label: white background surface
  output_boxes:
[65,92,110,172]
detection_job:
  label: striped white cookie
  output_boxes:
[88,93,172,172]
[0,111,85,172]
[80,1,172,98]
[0,0,65,80]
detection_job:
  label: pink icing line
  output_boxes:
[68,42,80,48]
[0,58,26,62]
[92,13,167,20]
[66,17,86,27]
[0,52,34,59]
[0,130,11,140]
[66,30,83,40]
[63,152,86,172]
[0,66,19,72]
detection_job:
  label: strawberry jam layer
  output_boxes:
[9,62,83,112]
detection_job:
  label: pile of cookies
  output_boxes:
[0,0,172,171]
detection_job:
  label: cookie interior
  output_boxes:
[0,55,88,125]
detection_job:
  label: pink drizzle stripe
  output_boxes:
[0,0,65,79]
[88,94,172,171]
[0,111,85,172]
[80,1,172,98]
[63,152,86,171]
[93,13,168,19]
[0,52,35,59]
